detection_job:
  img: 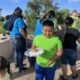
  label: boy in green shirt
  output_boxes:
[32,20,63,80]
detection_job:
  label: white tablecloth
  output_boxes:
[0,35,13,58]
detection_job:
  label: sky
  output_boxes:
[0,0,28,16]
[55,0,80,12]
[0,0,80,16]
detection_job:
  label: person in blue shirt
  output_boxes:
[34,19,43,36]
[34,10,57,37]
[10,7,27,73]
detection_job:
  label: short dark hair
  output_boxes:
[42,19,54,28]
[14,7,22,17]
[65,17,74,26]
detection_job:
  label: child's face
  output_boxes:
[42,26,53,38]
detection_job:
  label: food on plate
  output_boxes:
[31,49,39,53]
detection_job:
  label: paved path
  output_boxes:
[10,52,80,80]
[6,34,80,80]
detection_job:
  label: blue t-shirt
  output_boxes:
[34,18,54,37]
[34,19,43,36]
[10,18,26,37]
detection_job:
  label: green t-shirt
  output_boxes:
[71,16,79,29]
[33,35,62,67]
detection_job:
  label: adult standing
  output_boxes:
[34,10,57,37]
[34,11,49,36]
[60,17,80,80]
[10,7,27,73]
[71,10,79,29]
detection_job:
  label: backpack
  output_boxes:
[3,15,17,31]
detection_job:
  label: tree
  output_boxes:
[56,9,69,25]
[27,0,59,15]
[25,10,37,31]
[25,0,59,33]
[27,0,41,15]
[0,16,4,22]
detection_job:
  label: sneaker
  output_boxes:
[30,64,35,67]
[60,75,68,80]
[19,67,28,73]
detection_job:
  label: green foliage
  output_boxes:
[0,16,4,22]
[56,9,69,25]
[25,11,37,32]
[77,18,80,28]
[25,0,59,34]
[27,0,59,14]
[27,0,41,15]
[0,22,3,33]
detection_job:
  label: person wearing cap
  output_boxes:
[10,7,27,73]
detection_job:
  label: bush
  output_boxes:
[0,22,3,33]
[0,16,5,22]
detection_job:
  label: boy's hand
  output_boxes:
[46,60,53,67]
[46,48,63,67]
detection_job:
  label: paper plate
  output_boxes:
[25,48,44,57]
